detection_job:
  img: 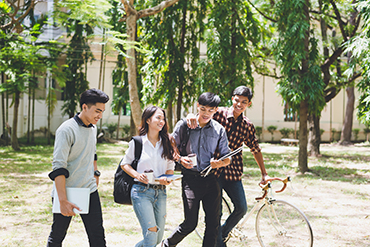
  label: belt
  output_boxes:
[134,182,166,190]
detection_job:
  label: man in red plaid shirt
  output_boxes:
[187,86,270,247]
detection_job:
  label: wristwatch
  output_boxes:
[94,170,101,177]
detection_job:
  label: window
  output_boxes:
[284,101,297,122]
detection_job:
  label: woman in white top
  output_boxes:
[121,106,177,247]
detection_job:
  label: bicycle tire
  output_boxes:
[195,196,232,239]
[255,199,313,247]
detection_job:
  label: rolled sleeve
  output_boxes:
[218,127,231,157]
[52,128,73,171]
[244,125,261,154]
[120,139,135,167]
[172,120,184,147]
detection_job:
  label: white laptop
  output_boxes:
[52,187,90,214]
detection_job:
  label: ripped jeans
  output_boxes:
[131,183,167,247]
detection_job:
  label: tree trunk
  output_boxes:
[298,0,310,173]
[1,72,6,143]
[176,0,187,123]
[116,112,121,140]
[298,100,309,173]
[339,86,355,145]
[47,88,51,145]
[27,85,31,144]
[130,113,136,137]
[308,113,321,156]
[31,87,35,144]
[11,91,20,151]
[167,99,173,133]
[126,15,142,129]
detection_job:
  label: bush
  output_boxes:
[255,126,262,139]
[279,128,293,138]
[121,124,131,139]
[105,123,118,138]
[267,125,277,141]
[353,128,360,141]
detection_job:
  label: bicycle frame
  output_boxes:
[227,196,266,240]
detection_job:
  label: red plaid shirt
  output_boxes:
[213,107,261,181]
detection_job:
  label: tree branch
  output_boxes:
[121,0,137,16]
[1,0,36,31]
[330,0,347,41]
[137,0,180,19]
[351,13,361,37]
[252,61,283,79]
[246,0,277,23]
[321,45,343,72]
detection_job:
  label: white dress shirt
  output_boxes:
[121,134,175,184]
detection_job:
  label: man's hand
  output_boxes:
[95,175,99,186]
[59,199,81,217]
[186,113,197,129]
[260,174,272,185]
[180,157,193,169]
[210,158,230,169]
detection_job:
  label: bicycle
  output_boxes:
[195,177,313,247]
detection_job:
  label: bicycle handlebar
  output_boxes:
[255,176,291,201]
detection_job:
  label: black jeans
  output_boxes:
[163,171,221,247]
[47,190,106,247]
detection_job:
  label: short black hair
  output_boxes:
[80,88,109,108]
[233,86,253,101]
[198,92,221,107]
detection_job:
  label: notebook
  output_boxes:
[154,174,183,181]
[52,187,90,214]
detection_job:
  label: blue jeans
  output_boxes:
[216,177,248,247]
[47,190,106,247]
[131,183,167,247]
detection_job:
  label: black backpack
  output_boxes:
[113,136,142,205]
[175,119,190,171]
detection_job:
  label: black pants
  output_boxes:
[164,172,221,247]
[46,190,106,247]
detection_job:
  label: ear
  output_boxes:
[82,103,87,111]
[247,101,252,108]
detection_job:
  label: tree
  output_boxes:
[0,33,47,150]
[346,1,370,132]
[252,0,362,162]
[269,0,325,173]
[120,0,181,129]
[140,0,207,129]
[0,0,37,145]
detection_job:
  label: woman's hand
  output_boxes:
[158,177,171,185]
[136,173,149,184]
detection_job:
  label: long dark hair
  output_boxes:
[138,106,176,161]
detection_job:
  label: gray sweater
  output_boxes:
[51,117,97,197]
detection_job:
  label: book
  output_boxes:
[52,187,90,214]
[154,174,183,181]
[200,146,244,177]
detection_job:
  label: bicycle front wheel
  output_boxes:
[256,199,313,247]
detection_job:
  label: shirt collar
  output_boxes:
[73,113,94,128]
[227,107,243,121]
[142,134,162,146]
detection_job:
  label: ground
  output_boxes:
[0,142,369,246]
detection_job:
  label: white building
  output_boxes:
[0,0,366,142]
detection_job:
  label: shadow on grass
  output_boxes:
[242,150,370,184]
[0,146,53,174]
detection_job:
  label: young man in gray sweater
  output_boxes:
[47,88,109,247]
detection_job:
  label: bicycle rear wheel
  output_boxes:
[195,196,232,239]
[256,199,313,247]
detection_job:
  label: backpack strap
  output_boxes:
[131,136,143,170]
[179,119,190,156]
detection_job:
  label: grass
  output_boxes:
[0,142,369,246]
